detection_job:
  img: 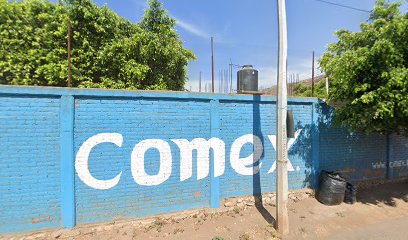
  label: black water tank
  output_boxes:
[237,65,258,92]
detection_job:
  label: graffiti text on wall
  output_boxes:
[372,160,408,169]
[75,130,302,189]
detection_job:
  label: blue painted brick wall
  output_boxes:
[0,86,407,234]
[219,100,314,198]
[0,95,61,233]
[74,97,211,224]
[319,127,387,181]
[389,134,408,178]
[318,104,389,181]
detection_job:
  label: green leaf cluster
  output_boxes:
[0,0,196,90]
[319,0,408,135]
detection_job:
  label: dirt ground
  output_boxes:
[2,180,407,240]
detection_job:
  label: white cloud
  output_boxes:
[257,66,277,89]
[287,56,323,80]
[130,0,148,8]
[175,17,210,39]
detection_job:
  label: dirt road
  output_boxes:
[286,180,408,240]
[2,181,407,240]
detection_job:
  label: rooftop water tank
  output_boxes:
[237,65,258,93]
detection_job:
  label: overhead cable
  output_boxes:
[313,0,371,13]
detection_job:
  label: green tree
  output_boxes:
[139,0,196,90]
[0,0,195,90]
[66,0,145,89]
[319,0,408,135]
[0,0,68,86]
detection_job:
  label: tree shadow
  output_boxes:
[313,101,408,206]
[357,180,408,207]
[284,100,331,190]
[289,115,314,189]
[252,94,276,226]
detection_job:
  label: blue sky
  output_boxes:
[74,0,405,91]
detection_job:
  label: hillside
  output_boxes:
[262,75,326,97]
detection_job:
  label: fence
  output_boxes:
[0,85,407,234]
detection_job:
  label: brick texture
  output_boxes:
[0,95,61,233]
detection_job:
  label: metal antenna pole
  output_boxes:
[223,69,228,93]
[291,74,294,96]
[290,74,293,96]
[199,72,202,92]
[223,70,225,93]
[221,70,223,93]
[224,70,226,93]
[312,51,315,97]
[226,70,229,93]
[219,70,221,93]
[67,19,72,87]
[230,63,233,93]
[289,74,292,96]
[211,37,215,93]
[276,0,289,235]
[289,74,291,96]
[325,77,329,95]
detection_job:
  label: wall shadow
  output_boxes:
[252,94,275,225]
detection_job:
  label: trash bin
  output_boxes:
[316,171,347,206]
[344,182,357,204]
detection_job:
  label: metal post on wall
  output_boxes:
[276,0,289,235]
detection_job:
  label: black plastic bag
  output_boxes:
[344,182,357,204]
[316,171,347,206]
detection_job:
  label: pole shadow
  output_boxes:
[252,94,276,226]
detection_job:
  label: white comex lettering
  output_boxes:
[230,134,263,176]
[75,133,123,190]
[172,138,226,181]
[131,139,172,186]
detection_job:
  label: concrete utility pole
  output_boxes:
[276,0,289,235]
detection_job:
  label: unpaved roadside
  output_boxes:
[1,181,407,240]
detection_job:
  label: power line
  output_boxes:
[312,0,371,13]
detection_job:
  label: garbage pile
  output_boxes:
[316,171,357,206]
